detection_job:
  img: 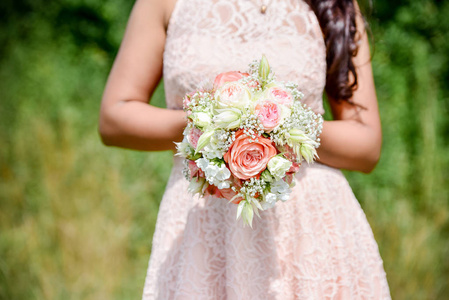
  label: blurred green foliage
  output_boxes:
[0,0,448,299]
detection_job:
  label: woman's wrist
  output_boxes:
[99,102,187,151]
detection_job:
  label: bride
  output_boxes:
[99,0,391,298]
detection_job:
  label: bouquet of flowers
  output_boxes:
[176,56,323,226]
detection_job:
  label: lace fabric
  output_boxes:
[143,0,391,299]
[163,0,326,114]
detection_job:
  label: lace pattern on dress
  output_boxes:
[163,0,326,114]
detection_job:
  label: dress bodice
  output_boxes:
[163,0,327,114]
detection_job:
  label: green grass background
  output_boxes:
[1,0,448,299]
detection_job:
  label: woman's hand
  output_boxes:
[98,0,184,152]
[317,4,382,173]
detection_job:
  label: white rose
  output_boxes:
[190,112,212,128]
[267,155,292,180]
[214,82,252,109]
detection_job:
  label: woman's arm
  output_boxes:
[98,0,185,151]
[317,5,382,173]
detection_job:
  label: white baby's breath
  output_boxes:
[190,111,212,128]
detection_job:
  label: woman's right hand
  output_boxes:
[98,0,184,152]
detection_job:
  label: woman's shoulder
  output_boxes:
[135,0,178,31]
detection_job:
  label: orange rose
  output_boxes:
[224,130,277,180]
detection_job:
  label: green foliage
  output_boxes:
[344,1,449,298]
[0,0,448,299]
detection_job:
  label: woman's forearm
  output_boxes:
[99,100,186,151]
[316,119,382,173]
[97,0,184,152]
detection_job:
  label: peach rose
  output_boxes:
[255,100,283,132]
[224,130,277,180]
[213,71,249,89]
[265,86,294,107]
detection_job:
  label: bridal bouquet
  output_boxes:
[176,56,323,226]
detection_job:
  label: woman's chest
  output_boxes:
[163,0,326,114]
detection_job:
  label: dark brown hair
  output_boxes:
[305,0,360,102]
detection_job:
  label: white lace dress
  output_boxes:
[142,0,391,299]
